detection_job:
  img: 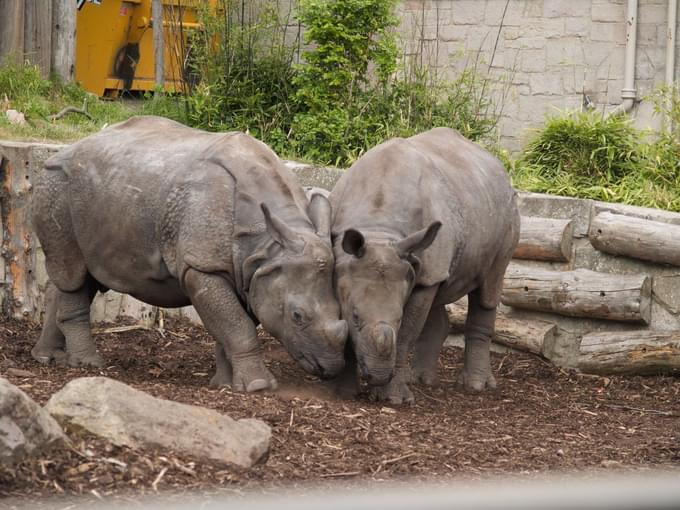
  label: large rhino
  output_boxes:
[330,127,519,404]
[31,116,348,392]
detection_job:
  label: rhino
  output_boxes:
[31,116,348,392]
[330,127,520,404]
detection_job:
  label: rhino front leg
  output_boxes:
[370,285,438,405]
[458,289,497,392]
[411,304,449,386]
[184,268,277,392]
[209,343,234,388]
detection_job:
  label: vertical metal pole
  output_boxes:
[152,0,164,92]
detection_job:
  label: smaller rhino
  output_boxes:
[330,127,520,404]
[31,116,348,392]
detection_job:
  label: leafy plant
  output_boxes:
[511,93,680,212]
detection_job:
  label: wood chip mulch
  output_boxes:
[0,316,678,507]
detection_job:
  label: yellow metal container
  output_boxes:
[75,0,207,97]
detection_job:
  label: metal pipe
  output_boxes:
[152,0,164,91]
[666,0,677,89]
[610,0,639,116]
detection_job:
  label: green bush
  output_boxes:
[512,87,680,212]
[179,0,499,166]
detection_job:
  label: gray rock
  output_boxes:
[0,377,65,465]
[45,377,271,468]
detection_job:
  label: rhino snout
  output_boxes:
[324,319,349,350]
[371,322,396,358]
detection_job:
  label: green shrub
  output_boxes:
[512,89,680,212]
[182,0,298,152]
[520,111,642,181]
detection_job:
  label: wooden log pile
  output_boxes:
[579,330,680,375]
[502,265,651,324]
[589,211,680,267]
[514,216,573,262]
[446,302,555,356]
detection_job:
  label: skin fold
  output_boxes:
[31,116,348,392]
[330,127,520,405]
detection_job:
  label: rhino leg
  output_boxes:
[369,285,438,405]
[32,282,66,365]
[56,279,103,367]
[411,304,448,386]
[457,289,497,392]
[209,343,234,388]
[184,268,277,392]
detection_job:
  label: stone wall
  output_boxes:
[397,0,680,152]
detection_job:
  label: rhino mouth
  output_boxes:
[357,358,394,386]
[296,354,344,379]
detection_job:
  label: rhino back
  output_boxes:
[42,116,311,300]
[331,127,517,290]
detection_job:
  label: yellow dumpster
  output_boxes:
[75,0,209,97]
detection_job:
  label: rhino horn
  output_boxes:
[308,193,332,239]
[394,221,442,257]
[260,203,304,251]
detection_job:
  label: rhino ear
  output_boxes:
[307,193,331,239]
[342,229,365,258]
[395,221,442,257]
[261,203,304,251]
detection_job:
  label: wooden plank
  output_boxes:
[446,302,555,355]
[501,264,651,324]
[0,0,25,62]
[578,330,680,375]
[513,216,573,262]
[23,0,52,76]
[51,0,76,82]
[589,211,680,266]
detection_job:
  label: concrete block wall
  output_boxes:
[397,0,680,152]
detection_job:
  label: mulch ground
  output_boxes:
[1,316,679,507]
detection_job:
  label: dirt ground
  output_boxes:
[1,316,679,507]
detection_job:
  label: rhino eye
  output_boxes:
[292,309,308,325]
[352,310,361,327]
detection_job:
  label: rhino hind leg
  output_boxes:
[411,304,448,386]
[209,343,233,388]
[54,276,103,367]
[184,268,277,392]
[457,289,497,392]
[32,281,67,364]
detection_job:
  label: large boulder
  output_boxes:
[45,377,271,468]
[0,378,65,465]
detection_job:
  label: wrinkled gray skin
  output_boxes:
[330,127,520,404]
[31,116,348,392]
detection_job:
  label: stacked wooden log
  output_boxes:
[445,213,680,376]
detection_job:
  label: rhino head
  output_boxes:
[248,194,348,379]
[334,221,442,385]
